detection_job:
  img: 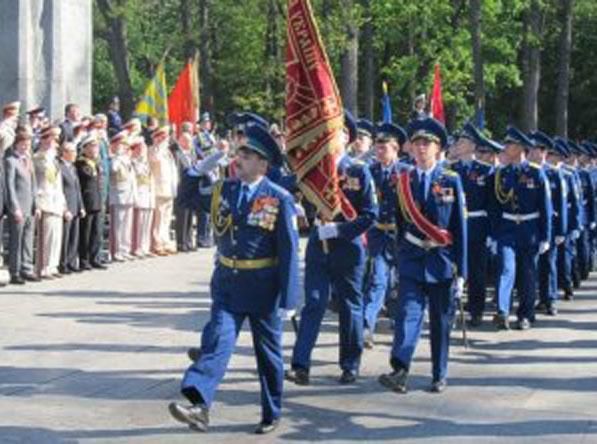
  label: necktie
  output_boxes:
[420,172,427,200]
[238,184,250,212]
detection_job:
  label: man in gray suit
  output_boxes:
[5,130,39,284]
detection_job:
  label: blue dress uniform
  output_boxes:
[488,127,552,329]
[529,132,567,314]
[363,123,408,340]
[288,112,377,383]
[171,124,300,433]
[573,142,596,281]
[450,123,494,324]
[380,118,467,392]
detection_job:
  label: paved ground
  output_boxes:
[1,244,597,443]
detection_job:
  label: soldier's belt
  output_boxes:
[375,222,397,231]
[467,210,488,218]
[219,255,278,270]
[405,232,441,250]
[502,212,540,224]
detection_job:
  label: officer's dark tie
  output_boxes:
[419,172,427,201]
[238,184,250,213]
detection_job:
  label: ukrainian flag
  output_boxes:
[135,62,169,124]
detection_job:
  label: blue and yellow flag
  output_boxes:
[135,62,168,124]
[381,81,392,124]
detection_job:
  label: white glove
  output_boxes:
[318,223,339,240]
[555,236,566,246]
[539,241,550,255]
[277,308,296,320]
[452,277,465,300]
[571,230,580,240]
[294,203,306,218]
[485,237,494,248]
[486,237,498,255]
[591,222,597,230]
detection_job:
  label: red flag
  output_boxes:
[285,0,355,220]
[430,63,445,124]
[168,56,200,131]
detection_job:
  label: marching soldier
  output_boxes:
[378,117,467,394]
[351,119,375,163]
[450,123,495,326]
[286,111,377,385]
[108,132,136,261]
[487,127,552,330]
[528,132,567,316]
[363,122,407,347]
[168,123,299,434]
[34,126,67,279]
[77,136,107,271]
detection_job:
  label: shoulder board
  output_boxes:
[528,162,541,169]
[442,168,458,177]
[352,158,366,166]
[475,159,492,168]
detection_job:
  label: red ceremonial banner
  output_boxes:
[430,63,445,124]
[285,0,355,221]
[168,57,199,133]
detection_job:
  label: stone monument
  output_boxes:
[0,0,93,121]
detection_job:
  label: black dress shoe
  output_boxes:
[564,288,574,301]
[517,318,531,331]
[187,347,202,362]
[254,418,280,434]
[10,276,26,285]
[378,369,408,394]
[21,274,40,282]
[546,304,558,316]
[284,368,310,385]
[68,265,82,273]
[168,402,209,432]
[493,313,510,330]
[339,370,358,384]
[363,329,375,349]
[535,301,547,312]
[430,379,447,393]
[468,314,483,327]
[91,262,107,270]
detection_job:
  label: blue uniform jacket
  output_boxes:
[578,168,596,226]
[488,162,552,246]
[327,155,377,241]
[543,164,567,239]
[367,159,406,258]
[395,164,468,283]
[210,177,300,315]
[450,159,493,243]
[562,167,582,235]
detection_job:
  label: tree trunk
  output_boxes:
[96,0,135,119]
[339,1,359,115]
[199,0,214,112]
[520,1,544,132]
[555,0,574,137]
[469,0,485,129]
[264,0,280,103]
[180,0,196,60]
[360,0,374,120]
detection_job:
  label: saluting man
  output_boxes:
[286,111,378,385]
[363,122,408,348]
[487,127,552,330]
[168,124,300,435]
[378,117,467,394]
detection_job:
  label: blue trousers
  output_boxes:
[181,303,283,423]
[292,235,366,373]
[539,245,558,304]
[558,237,575,290]
[467,239,488,317]
[390,278,454,382]
[496,242,539,320]
[576,229,591,278]
[363,253,392,333]
[196,208,213,247]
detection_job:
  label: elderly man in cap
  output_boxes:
[59,141,85,274]
[149,126,178,255]
[362,122,408,348]
[60,103,81,144]
[5,129,40,284]
[487,127,553,330]
[450,123,496,326]
[193,112,217,247]
[377,117,467,394]
[286,110,378,385]
[108,132,136,261]
[168,123,299,435]
[27,106,45,148]
[527,131,567,316]
[130,136,155,258]
[76,135,107,271]
[34,126,68,279]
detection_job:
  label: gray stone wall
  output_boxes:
[0,0,92,121]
